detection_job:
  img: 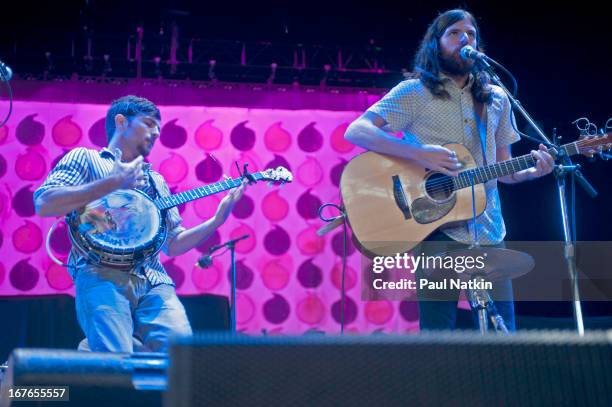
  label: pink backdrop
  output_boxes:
[0,100,419,334]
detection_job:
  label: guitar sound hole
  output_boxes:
[424,172,455,202]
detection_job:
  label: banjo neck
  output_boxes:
[154,174,263,210]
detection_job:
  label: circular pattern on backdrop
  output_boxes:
[297,157,323,187]
[192,262,221,291]
[160,119,187,149]
[193,195,220,220]
[331,262,357,291]
[263,294,290,324]
[46,263,73,290]
[16,114,45,145]
[158,153,189,184]
[265,154,291,172]
[296,294,325,325]
[0,106,408,334]
[13,221,42,253]
[330,159,348,187]
[330,122,355,154]
[52,115,83,147]
[12,185,35,217]
[364,301,394,325]
[262,190,289,222]
[0,155,6,179]
[163,259,185,289]
[399,300,419,322]
[263,225,291,255]
[236,293,256,325]
[296,226,325,256]
[195,154,223,183]
[331,296,358,325]
[261,258,290,291]
[230,121,256,151]
[297,258,323,288]
[0,125,8,144]
[296,189,322,220]
[0,186,10,218]
[228,259,254,290]
[264,122,291,152]
[9,258,39,291]
[229,223,256,254]
[195,119,223,151]
[0,262,5,286]
[297,122,323,152]
[231,194,254,219]
[15,149,47,181]
[88,117,107,147]
[332,230,356,257]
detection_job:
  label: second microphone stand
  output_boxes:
[202,234,250,333]
[475,57,598,335]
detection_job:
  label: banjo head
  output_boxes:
[73,189,162,253]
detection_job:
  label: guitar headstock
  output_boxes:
[577,133,612,158]
[574,117,612,159]
[259,166,293,184]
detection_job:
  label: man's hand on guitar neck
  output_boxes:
[526,144,555,179]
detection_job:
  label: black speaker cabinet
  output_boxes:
[0,349,166,407]
[167,331,612,407]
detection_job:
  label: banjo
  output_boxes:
[65,165,292,268]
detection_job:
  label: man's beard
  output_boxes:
[137,142,152,157]
[439,50,474,76]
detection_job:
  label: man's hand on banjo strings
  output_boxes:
[109,149,147,189]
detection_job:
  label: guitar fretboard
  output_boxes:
[453,142,579,189]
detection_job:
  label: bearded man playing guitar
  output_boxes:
[34,95,246,352]
[344,9,554,331]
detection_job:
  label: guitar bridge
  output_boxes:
[392,175,412,220]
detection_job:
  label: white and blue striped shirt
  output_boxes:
[34,147,185,286]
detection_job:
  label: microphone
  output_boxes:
[459,45,487,62]
[196,254,213,268]
[0,59,13,81]
[195,234,251,268]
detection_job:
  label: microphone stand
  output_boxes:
[476,57,597,335]
[201,234,250,333]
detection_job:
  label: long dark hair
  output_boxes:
[414,9,493,104]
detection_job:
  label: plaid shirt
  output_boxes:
[34,147,185,286]
[367,75,521,245]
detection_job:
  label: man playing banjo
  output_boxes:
[34,95,246,353]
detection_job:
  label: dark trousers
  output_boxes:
[415,230,516,331]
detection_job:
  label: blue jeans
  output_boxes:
[416,231,516,331]
[74,266,192,353]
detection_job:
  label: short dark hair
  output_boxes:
[105,95,161,143]
[413,9,493,104]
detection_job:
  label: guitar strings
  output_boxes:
[422,137,600,194]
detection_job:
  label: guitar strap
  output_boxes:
[475,100,488,166]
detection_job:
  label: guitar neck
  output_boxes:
[454,141,580,189]
[154,175,258,210]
